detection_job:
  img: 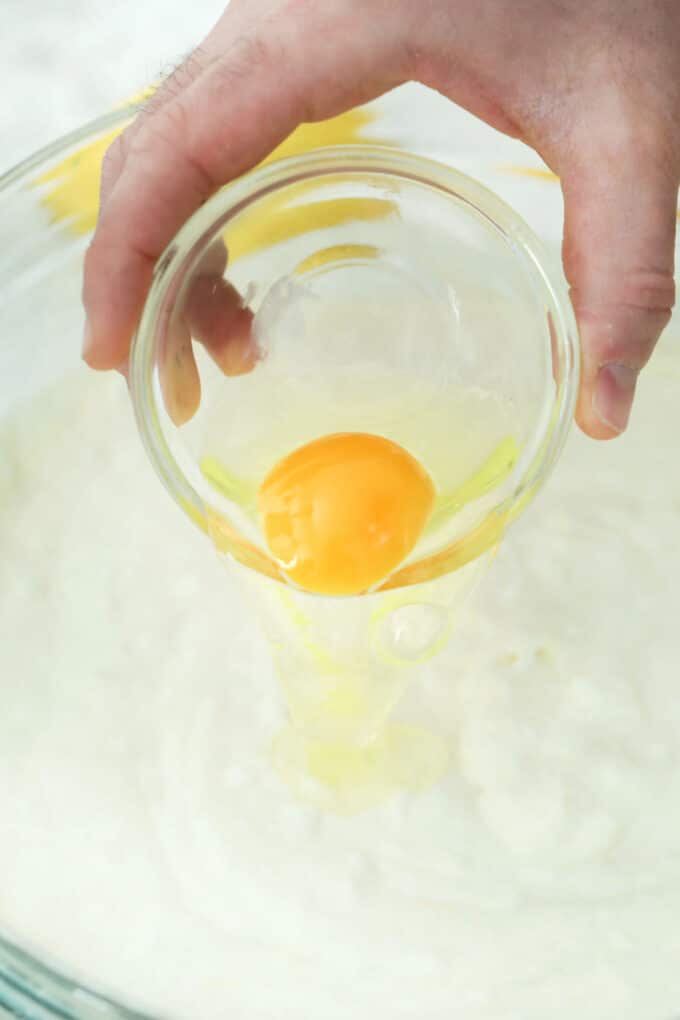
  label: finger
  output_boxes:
[560,139,678,439]
[82,1,411,370]
[159,315,202,426]
[184,274,257,376]
[157,240,228,421]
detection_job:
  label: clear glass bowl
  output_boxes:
[130,146,578,595]
[4,87,680,1020]
[0,96,579,1020]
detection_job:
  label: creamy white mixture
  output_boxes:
[2,335,680,1020]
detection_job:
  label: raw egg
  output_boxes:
[258,433,435,595]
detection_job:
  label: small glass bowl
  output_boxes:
[129,146,579,593]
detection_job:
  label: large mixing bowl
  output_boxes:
[2,87,680,1020]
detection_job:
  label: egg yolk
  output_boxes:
[258,433,435,596]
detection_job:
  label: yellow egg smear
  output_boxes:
[257,432,436,596]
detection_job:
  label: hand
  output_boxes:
[82,0,680,438]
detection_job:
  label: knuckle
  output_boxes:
[621,267,676,315]
[576,282,674,369]
[570,268,676,321]
[127,102,187,166]
[220,31,275,84]
[172,46,211,91]
[147,46,211,115]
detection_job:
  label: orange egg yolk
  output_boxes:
[257,433,435,596]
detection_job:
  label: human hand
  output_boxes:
[82,0,680,438]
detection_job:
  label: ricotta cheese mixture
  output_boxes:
[2,336,680,1020]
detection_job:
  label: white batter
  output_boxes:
[2,334,680,1020]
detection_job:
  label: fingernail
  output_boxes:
[593,363,637,433]
[82,320,94,362]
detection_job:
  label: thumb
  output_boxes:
[560,144,678,439]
